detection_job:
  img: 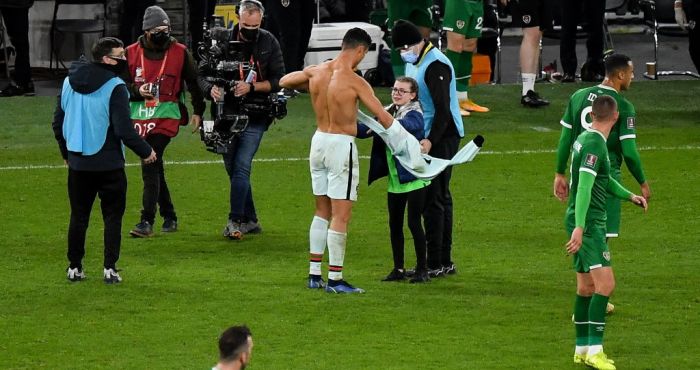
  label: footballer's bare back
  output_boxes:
[305,60,364,136]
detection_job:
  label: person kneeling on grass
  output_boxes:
[357,76,431,284]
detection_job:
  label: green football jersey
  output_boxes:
[560,84,637,169]
[565,129,611,228]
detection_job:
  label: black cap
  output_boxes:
[391,19,423,49]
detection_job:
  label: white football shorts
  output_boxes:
[309,131,359,201]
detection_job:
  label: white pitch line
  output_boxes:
[1,145,699,171]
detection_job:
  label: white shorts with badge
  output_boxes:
[309,131,359,201]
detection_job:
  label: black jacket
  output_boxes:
[1,0,34,8]
[197,25,285,126]
[52,59,152,171]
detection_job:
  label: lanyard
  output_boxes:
[140,47,169,82]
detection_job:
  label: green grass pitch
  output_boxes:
[0,80,698,369]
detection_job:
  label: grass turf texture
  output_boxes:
[0,81,698,369]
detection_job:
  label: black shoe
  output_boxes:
[404,268,416,278]
[428,266,445,278]
[409,269,430,283]
[129,220,154,237]
[561,73,576,83]
[0,81,35,97]
[443,263,457,275]
[162,219,178,232]
[521,90,550,108]
[381,268,406,281]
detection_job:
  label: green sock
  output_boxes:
[460,51,473,91]
[574,294,592,346]
[588,293,609,346]
[446,49,468,94]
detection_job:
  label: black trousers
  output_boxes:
[264,0,315,72]
[559,0,605,75]
[424,135,461,270]
[0,6,32,85]
[67,168,127,270]
[140,133,176,224]
[387,187,428,271]
[119,0,156,46]
[187,0,217,53]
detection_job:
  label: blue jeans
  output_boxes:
[222,122,266,222]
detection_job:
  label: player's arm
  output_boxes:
[554,101,575,201]
[279,67,312,91]
[355,77,394,126]
[566,171,594,254]
[607,177,648,211]
[618,108,650,199]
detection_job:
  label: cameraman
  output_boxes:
[197,0,285,239]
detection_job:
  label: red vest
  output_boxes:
[126,41,187,138]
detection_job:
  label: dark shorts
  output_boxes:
[509,0,552,30]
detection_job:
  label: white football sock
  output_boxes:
[309,216,328,275]
[457,91,469,102]
[575,345,588,355]
[587,345,603,356]
[522,73,536,96]
[327,229,346,281]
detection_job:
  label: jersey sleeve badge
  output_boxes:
[585,153,598,167]
[627,117,635,129]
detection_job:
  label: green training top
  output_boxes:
[385,147,431,194]
[556,84,645,183]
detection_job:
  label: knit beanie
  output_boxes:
[142,6,170,31]
[391,19,423,49]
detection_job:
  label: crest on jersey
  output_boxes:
[603,251,611,261]
[456,20,465,29]
[627,117,635,129]
[585,154,598,167]
[281,0,290,7]
[522,15,531,24]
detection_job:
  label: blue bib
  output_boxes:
[61,77,125,156]
[405,47,464,138]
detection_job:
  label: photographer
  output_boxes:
[122,6,206,238]
[197,0,285,239]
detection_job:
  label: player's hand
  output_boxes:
[553,173,569,202]
[190,114,202,133]
[640,182,651,201]
[139,83,154,98]
[233,82,252,97]
[420,139,432,154]
[630,194,648,212]
[210,85,223,102]
[143,149,157,164]
[566,227,584,254]
[675,1,687,30]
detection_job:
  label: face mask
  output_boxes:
[149,31,170,46]
[240,27,259,42]
[107,58,128,74]
[400,49,419,64]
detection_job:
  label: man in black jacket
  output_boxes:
[391,20,465,278]
[197,0,285,239]
[52,37,156,284]
[0,0,35,96]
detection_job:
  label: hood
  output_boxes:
[68,56,118,94]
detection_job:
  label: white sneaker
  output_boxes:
[103,268,122,284]
[67,267,85,282]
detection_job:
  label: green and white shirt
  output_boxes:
[566,129,611,228]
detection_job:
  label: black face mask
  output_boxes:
[106,58,128,75]
[149,31,170,46]
[240,27,259,42]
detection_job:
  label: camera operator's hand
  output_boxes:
[143,149,157,164]
[139,83,155,99]
[210,85,223,102]
[190,114,202,133]
[233,81,252,97]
